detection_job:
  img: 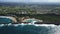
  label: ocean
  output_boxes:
[0,24,59,34]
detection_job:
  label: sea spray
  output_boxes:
[0,24,59,34]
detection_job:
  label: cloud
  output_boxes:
[47,0,60,2]
[0,0,60,3]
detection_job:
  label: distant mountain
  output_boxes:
[0,2,26,6]
[0,2,60,6]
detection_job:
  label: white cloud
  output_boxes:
[0,0,60,3]
[47,0,60,2]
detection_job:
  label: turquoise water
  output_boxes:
[0,24,59,34]
[0,18,12,24]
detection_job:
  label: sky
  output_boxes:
[0,0,60,3]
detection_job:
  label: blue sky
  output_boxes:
[0,0,60,3]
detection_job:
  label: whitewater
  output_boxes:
[0,24,60,34]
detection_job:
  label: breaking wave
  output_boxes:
[0,24,60,34]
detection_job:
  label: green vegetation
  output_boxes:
[19,14,60,22]
[0,6,60,22]
[0,6,36,14]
